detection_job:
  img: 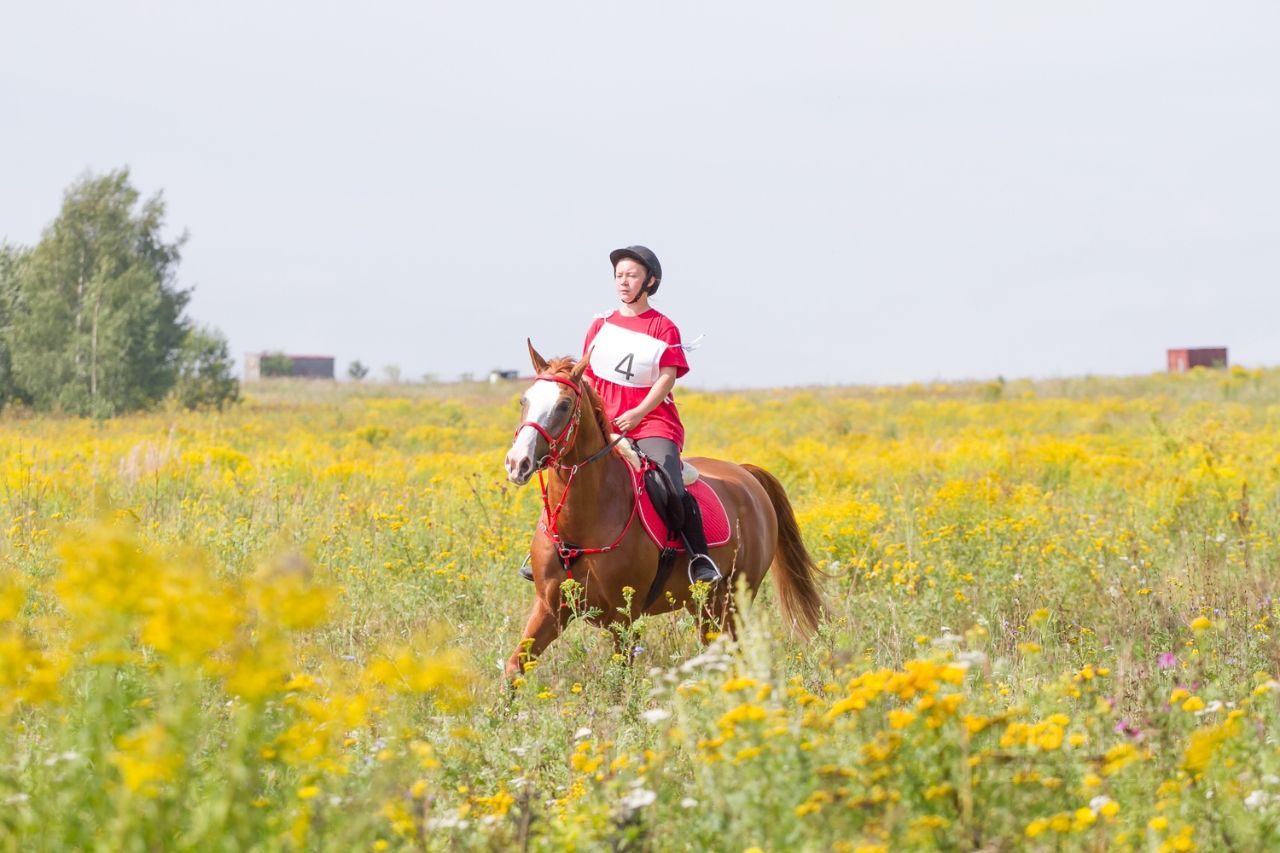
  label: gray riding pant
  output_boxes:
[637,438,686,501]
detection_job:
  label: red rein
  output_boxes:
[514,373,641,595]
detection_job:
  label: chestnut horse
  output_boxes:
[502,342,824,677]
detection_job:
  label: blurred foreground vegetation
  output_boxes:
[3,366,1280,850]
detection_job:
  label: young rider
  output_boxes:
[521,245,723,585]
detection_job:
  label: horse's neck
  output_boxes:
[545,412,628,522]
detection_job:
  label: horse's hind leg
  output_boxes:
[711,590,739,642]
[505,593,571,680]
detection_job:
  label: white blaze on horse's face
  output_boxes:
[505,379,568,485]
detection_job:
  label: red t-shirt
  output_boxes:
[582,309,690,450]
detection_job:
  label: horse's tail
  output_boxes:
[742,464,825,636]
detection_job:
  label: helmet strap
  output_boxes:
[624,273,658,304]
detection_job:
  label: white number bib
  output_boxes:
[588,322,669,388]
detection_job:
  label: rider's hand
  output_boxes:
[613,410,641,433]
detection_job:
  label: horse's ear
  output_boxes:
[527,339,549,374]
[570,347,593,382]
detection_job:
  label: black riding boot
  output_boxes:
[680,492,723,584]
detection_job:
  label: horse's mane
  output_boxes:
[545,356,611,441]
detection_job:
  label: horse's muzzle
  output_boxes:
[505,450,535,486]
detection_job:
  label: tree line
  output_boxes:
[0,168,238,416]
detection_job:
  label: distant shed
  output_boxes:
[244,353,336,381]
[1167,347,1227,373]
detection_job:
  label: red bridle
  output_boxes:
[514,372,641,593]
[513,373,584,472]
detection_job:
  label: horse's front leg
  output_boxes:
[505,582,572,680]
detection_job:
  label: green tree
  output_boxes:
[347,360,369,381]
[0,243,25,408]
[8,168,190,416]
[259,352,293,377]
[173,325,240,410]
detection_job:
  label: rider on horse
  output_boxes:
[520,245,723,586]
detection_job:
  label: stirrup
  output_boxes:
[688,553,723,585]
[519,555,533,582]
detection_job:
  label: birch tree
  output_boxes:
[8,169,191,415]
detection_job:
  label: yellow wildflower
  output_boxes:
[887,708,916,729]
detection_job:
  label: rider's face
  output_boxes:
[614,259,650,304]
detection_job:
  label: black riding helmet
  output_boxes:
[610,245,662,298]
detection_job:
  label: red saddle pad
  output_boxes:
[634,467,731,552]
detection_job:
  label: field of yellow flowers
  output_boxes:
[3,367,1280,851]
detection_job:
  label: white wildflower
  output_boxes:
[620,788,657,810]
[932,633,963,650]
[681,650,731,673]
[43,752,79,768]
[641,708,672,724]
[1195,700,1224,717]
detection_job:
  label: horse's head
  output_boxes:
[505,340,591,486]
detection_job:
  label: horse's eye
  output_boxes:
[556,400,570,413]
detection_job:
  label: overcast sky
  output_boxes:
[2,2,1277,388]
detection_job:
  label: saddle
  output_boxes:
[605,437,730,608]
[536,438,731,607]
[610,436,730,552]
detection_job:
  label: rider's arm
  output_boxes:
[613,366,677,433]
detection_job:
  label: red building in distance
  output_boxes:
[1167,348,1228,373]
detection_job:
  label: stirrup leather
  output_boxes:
[680,492,723,584]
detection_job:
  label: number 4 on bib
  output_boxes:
[614,353,636,381]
